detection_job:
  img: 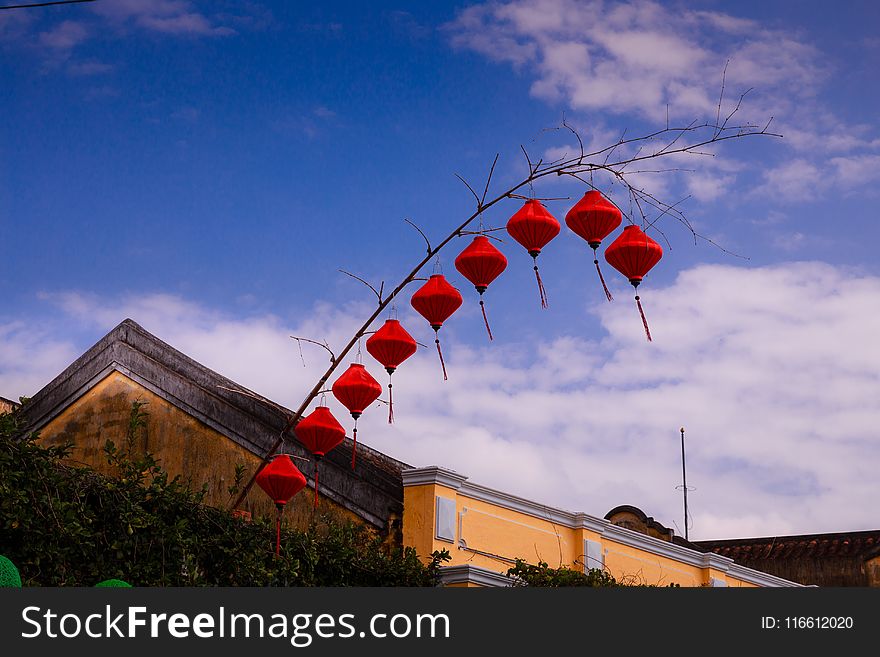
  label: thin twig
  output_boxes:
[520,144,534,173]
[461,225,507,233]
[459,230,505,244]
[290,336,336,363]
[480,153,500,207]
[507,193,571,201]
[454,173,482,208]
[339,269,382,303]
[562,117,585,160]
[404,217,432,254]
[714,59,729,137]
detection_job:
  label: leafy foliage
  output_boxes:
[506,559,681,587]
[506,559,618,587]
[0,404,449,587]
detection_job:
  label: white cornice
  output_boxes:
[438,564,513,588]
[401,466,469,489]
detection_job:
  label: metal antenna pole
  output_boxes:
[680,427,689,541]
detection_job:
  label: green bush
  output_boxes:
[506,558,683,587]
[0,405,448,587]
[506,559,619,587]
[0,554,21,587]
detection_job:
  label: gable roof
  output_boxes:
[20,318,410,529]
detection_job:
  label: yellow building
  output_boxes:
[15,319,800,588]
[403,467,799,587]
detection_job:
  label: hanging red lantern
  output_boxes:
[255,454,307,556]
[454,235,508,341]
[604,224,663,342]
[331,363,382,470]
[366,319,418,424]
[294,405,346,507]
[505,199,560,308]
[410,273,462,381]
[565,190,622,302]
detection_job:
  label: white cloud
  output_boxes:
[5,260,880,543]
[772,231,806,253]
[91,0,235,36]
[0,321,79,403]
[829,154,880,189]
[686,172,734,202]
[445,0,824,124]
[753,159,823,202]
[38,20,89,51]
[755,154,880,203]
[445,0,880,205]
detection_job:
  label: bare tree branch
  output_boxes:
[520,144,534,174]
[290,336,336,363]
[459,230,505,244]
[480,153,500,207]
[404,217,432,254]
[229,84,782,510]
[454,173,482,208]
[339,269,382,303]
[714,59,730,138]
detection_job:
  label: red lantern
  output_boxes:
[255,454,307,556]
[565,190,622,302]
[454,235,508,340]
[294,405,346,507]
[332,363,382,470]
[604,225,663,342]
[366,319,418,424]
[506,199,560,308]
[410,273,462,380]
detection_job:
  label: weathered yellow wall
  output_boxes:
[402,484,437,563]
[404,480,763,587]
[37,371,360,530]
[602,541,701,587]
[456,497,584,568]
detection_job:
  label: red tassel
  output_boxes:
[275,506,281,557]
[387,381,394,424]
[314,462,320,508]
[533,260,548,309]
[635,295,652,342]
[479,298,494,341]
[435,333,448,381]
[351,423,357,470]
[594,256,613,302]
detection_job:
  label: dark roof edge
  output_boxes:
[695,528,880,547]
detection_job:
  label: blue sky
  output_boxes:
[2,0,879,544]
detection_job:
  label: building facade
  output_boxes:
[11,319,804,587]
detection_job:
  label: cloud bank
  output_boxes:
[445,0,880,204]
[3,260,878,542]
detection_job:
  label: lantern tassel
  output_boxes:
[479,297,494,341]
[532,258,548,309]
[387,380,394,424]
[594,255,614,302]
[635,295,652,342]
[275,505,282,558]
[314,462,320,508]
[351,421,357,470]
[434,332,448,381]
